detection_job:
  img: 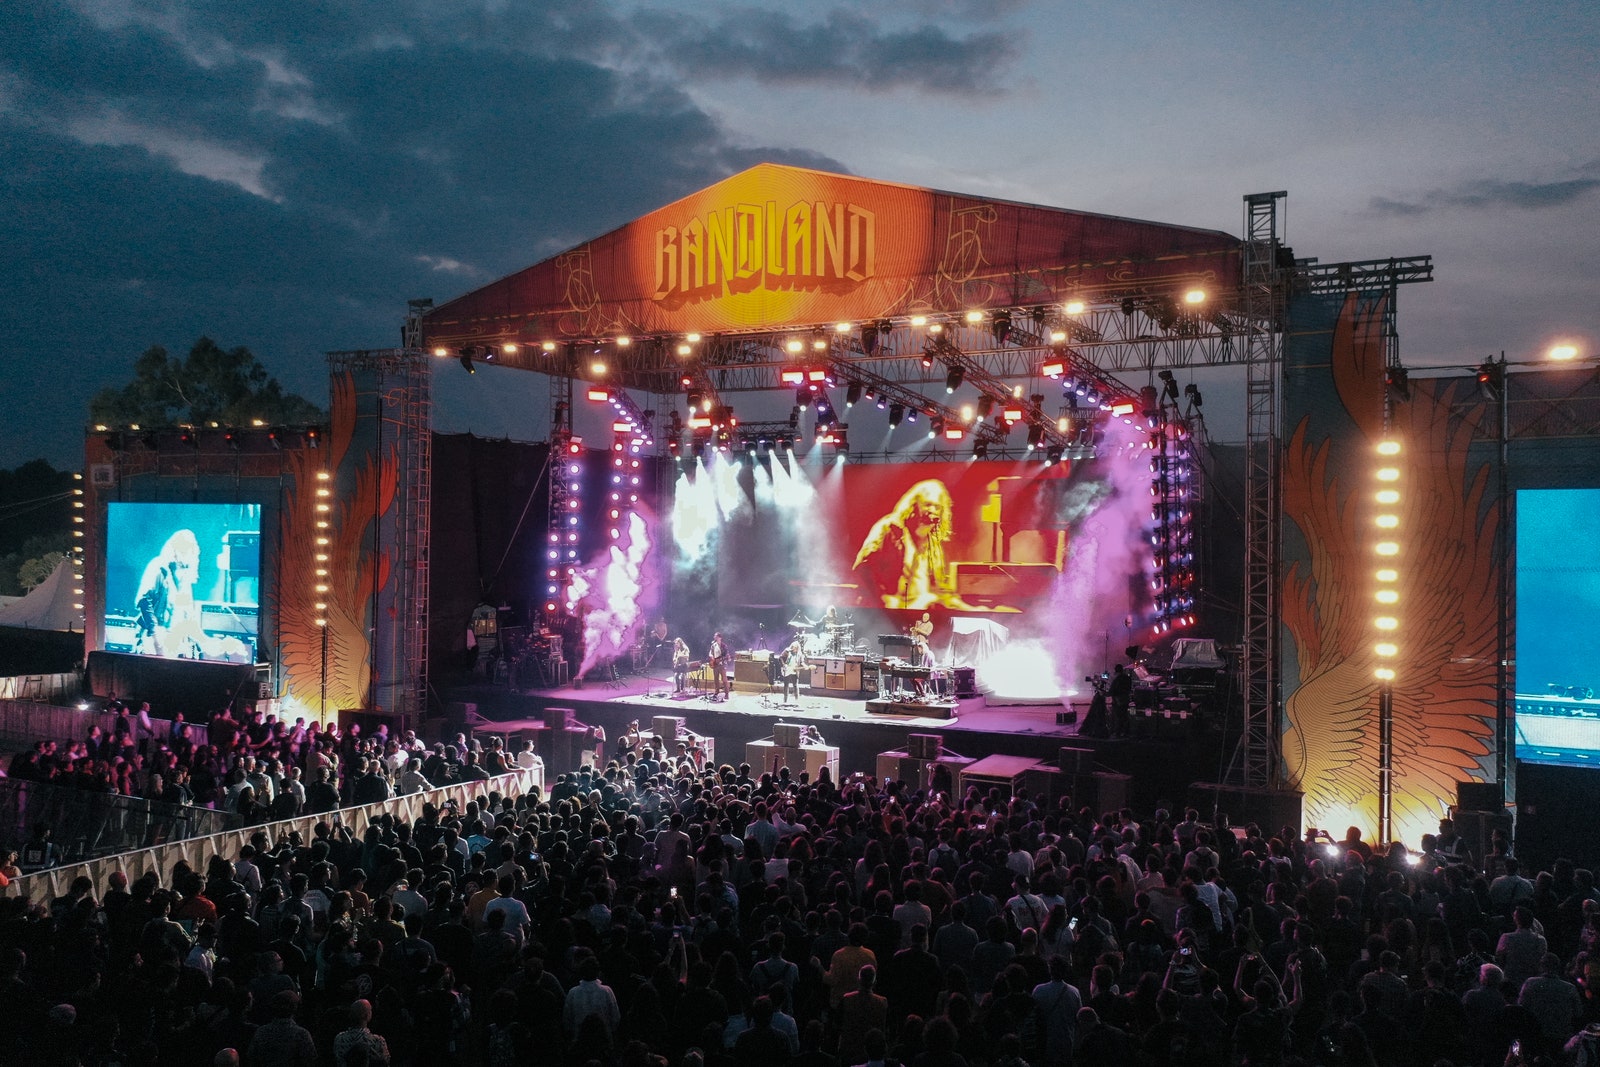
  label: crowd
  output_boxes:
[2,740,1599,1067]
[4,700,544,868]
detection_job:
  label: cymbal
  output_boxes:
[788,620,814,629]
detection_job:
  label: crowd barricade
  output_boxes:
[0,698,211,751]
[2,763,544,902]
[0,777,239,864]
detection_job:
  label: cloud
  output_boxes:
[0,0,847,466]
[629,8,1017,95]
[1370,175,1600,216]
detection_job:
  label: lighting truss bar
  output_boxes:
[928,335,1073,448]
[1296,256,1434,293]
[821,353,1008,447]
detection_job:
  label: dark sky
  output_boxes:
[3,0,1596,469]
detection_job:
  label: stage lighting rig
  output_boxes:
[887,404,905,427]
[1158,369,1180,403]
[1184,383,1204,410]
[944,365,965,393]
[845,382,862,407]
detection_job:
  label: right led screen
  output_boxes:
[1515,488,1600,766]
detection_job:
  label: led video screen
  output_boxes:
[1515,488,1600,767]
[671,454,1148,656]
[104,502,262,664]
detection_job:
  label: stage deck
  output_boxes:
[442,666,1228,813]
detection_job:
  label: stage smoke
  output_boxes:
[976,639,1063,700]
[565,511,654,679]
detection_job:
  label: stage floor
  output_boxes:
[442,665,1226,811]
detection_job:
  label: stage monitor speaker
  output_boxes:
[774,722,803,748]
[908,733,944,759]
[653,715,686,741]
[1456,780,1505,812]
[1059,746,1094,774]
[1450,806,1513,864]
[543,706,576,729]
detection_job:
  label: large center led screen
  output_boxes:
[104,502,263,664]
[1515,488,1600,767]
[668,452,1150,689]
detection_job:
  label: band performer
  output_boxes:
[645,618,670,665]
[708,632,732,700]
[909,611,934,641]
[779,640,804,702]
[853,479,962,610]
[672,637,691,693]
[911,638,937,699]
[133,529,205,658]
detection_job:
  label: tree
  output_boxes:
[89,337,325,428]
[17,551,63,592]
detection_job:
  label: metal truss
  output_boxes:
[1238,192,1287,791]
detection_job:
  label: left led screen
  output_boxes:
[103,502,262,663]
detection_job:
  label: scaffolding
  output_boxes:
[1238,192,1287,790]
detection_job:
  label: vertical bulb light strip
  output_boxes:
[1373,439,1403,681]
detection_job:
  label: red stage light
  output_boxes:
[586,388,610,402]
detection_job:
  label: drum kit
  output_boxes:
[788,609,856,655]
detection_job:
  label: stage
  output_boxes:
[442,662,1228,813]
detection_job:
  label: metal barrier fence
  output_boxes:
[0,777,239,863]
[2,763,544,902]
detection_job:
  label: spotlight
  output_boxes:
[1385,366,1411,402]
[921,352,934,369]
[945,366,965,393]
[887,404,904,428]
[991,310,1012,343]
[976,397,995,420]
[929,416,944,438]
[974,439,989,459]
[796,386,811,410]
[876,395,888,411]
[458,349,475,374]
[1158,369,1180,402]
[306,427,320,449]
[1476,359,1504,401]
[268,427,284,450]
[1184,383,1203,409]
[1026,424,1044,450]
[1046,446,1063,465]
[861,324,879,355]
[846,382,863,407]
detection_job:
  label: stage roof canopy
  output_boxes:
[419,164,1242,395]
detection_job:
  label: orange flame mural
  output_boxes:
[274,371,397,722]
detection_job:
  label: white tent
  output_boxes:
[0,558,81,632]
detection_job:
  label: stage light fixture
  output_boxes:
[976,397,995,420]
[1040,359,1065,379]
[1476,359,1504,400]
[1064,300,1086,316]
[786,338,804,354]
[921,352,934,369]
[992,310,1012,343]
[974,439,989,458]
[458,349,474,373]
[1184,288,1206,305]
[686,333,701,343]
[1046,445,1063,465]
[965,310,984,324]
[677,342,692,356]
[1385,365,1411,402]
[876,395,888,410]
[887,404,904,427]
[860,324,879,354]
[432,346,448,358]
[1184,382,1203,409]
[1026,424,1044,450]
[780,367,805,385]
[1158,369,1180,402]
[845,383,862,407]
[929,416,944,438]
[945,366,965,393]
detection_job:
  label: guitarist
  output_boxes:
[779,640,804,703]
[708,632,732,700]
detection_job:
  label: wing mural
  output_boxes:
[1282,294,1497,845]
[273,370,396,720]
